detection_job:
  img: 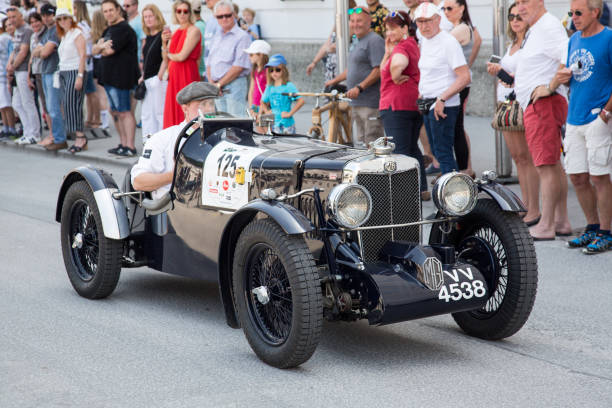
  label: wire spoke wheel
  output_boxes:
[61,181,122,299]
[245,244,293,345]
[69,200,100,281]
[429,199,537,340]
[233,219,322,368]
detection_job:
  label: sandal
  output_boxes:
[68,136,88,154]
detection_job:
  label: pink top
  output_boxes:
[252,68,267,107]
[379,37,420,112]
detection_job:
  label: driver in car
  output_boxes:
[131,82,220,199]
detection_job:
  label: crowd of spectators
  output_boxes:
[0,0,269,154]
[0,0,610,252]
[309,0,612,251]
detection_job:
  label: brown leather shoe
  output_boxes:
[45,141,68,151]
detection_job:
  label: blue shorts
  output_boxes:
[104,85,131,112]
[85,71,96,94]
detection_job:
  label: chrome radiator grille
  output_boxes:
[356,169,421,262]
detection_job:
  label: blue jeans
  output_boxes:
[104,85,131,112]
[380,108,426,192]
[42,73,66,143]
[423,106,460,174]
[216,76,247,117]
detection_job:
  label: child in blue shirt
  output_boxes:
[260,54,305,134]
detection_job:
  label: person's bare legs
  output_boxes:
[530,162,569,238]
[569,173,598,225]
[503,130,540,221]
[554,166,571,234]
[117,110,136,150]
[591,174,612,231]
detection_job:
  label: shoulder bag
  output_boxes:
[134,34,161,101]
[491,91,524,132]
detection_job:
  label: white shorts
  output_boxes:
[564,116,612,176]
[0,81,10,109]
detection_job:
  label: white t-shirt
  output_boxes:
[514,12,568,110]
[131,122,186,200]
[418,30,467,107]
[58,28,84,71]
[497,44,521,103]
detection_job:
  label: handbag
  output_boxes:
[134,81,146,100]
[416,97,437,115]
[491,91,524,132]
[134,33,161,101]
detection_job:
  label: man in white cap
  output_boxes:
[414,2,470,175]
[131,82,220,197]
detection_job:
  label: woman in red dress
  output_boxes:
[162,0,201,127]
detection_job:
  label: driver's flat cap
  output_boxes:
[176,81,220,105]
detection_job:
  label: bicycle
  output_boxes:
[283,90,353,145]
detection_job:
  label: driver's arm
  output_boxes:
[131,134,174,192]
[132,171,173,192]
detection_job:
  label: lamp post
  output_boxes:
[335,0,350,74]
[493,0,516,182]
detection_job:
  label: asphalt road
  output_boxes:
[1,149,611,408]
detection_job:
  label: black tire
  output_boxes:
[232,218,323,368]
[60,181,122,299]
[429,199,538,340]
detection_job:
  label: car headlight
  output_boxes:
[432,172,478,216]
[327,184,372,228]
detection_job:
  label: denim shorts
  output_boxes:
[85,71,96,94]
[104,85,131,112]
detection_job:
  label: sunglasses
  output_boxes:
[508,13,522,21]
[270,67,283,73]
[443,6,453,11]
[348,7,368,15]
[215,13,233,19]
[387,11,407,24]
[567,10,583,17]
[57,16,72,21]
[176,8,190,14]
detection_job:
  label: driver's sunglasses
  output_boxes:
[348,7,368,16]
[508,13,522,21]
[387,11,407,25]
[567,10,583,17]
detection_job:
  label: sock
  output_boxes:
[586,224,599,232]
[598,229,610,237]
[3,125,8,132]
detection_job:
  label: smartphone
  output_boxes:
[488,54,502,64]
[497,69,514,85]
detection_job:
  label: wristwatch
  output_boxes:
[77,73,84,78]
[356,85,364,93]
[603,109,611,120]
[438,97,446,103]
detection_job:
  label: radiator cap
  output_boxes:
[369,136,395,156]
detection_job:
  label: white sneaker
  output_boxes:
[14,136,38,145]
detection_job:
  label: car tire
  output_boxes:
[430,199,538,340]
[60,181,122,299]
[232,218,322,368]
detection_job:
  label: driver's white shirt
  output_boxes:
[131,121,186,200]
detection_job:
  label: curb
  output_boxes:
[0,140,135,169]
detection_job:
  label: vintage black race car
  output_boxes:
[55,116,537,368]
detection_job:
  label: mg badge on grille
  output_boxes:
[384,161,397,172]
[416,257,444,291]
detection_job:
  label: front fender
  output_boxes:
[56,166,130,240]
[478,180,526,212]
[217,199,315,328]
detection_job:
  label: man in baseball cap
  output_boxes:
[132,81,220,197]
